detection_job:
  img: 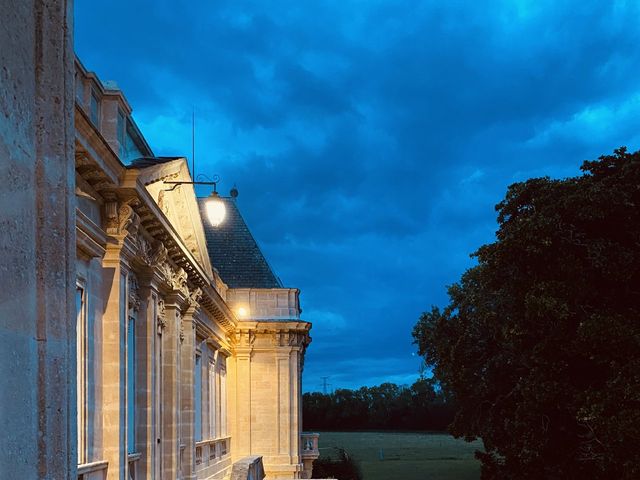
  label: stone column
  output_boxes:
[162,296,183,478]
[0,1,75,479]
[277,348,292,462]
[180,296,199,480]
[235,331,253,457]
[290,347,302,467]
[134,278,158,479]
[101,244,129,480]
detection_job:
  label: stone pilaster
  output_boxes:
[0,1,75,479]
[162,296,184,478]
[277,348,292,461]
[180,297,199,480]
[101,243,129,480]
[133,278,157,479]
[234,331,254,458]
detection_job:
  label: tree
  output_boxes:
[413,148,640,479]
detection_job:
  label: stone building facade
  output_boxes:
[72,59,319,480]
[0,2,319,478]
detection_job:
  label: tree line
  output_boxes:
[302,379,455,431]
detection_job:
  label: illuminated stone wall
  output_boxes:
[0,1,76,478]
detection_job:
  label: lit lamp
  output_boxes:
[204,189,226,227]
[236,306,249,318]
[164,174,226,227]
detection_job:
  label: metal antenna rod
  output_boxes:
[191,107,195,178]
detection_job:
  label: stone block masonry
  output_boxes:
[0,1,76,479]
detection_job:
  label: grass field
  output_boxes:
[316,431,482,480]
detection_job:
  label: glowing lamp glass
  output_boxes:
[205,194,226,227]
[237,306,249,318]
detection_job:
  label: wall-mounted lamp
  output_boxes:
[163,174,226,227]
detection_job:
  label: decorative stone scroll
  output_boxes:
[171,267,189,296]
[104,198,140,238]
[157,300,167,334]
[189,287,202,308]
[135,237,169,273]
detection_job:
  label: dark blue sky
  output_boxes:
[75,1,640,392]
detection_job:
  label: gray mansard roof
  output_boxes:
[199,197,282,289]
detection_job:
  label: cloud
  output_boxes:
[75,0,640,390]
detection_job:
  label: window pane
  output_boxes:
[76,285,85,464]
[127,316,136,454]
[90,91,100,126]
[195,355,202,441]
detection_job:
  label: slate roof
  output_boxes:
[127,156,183,169]
[199,197,282,289]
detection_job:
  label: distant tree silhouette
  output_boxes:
[413,148,640,479]
[302,379,454,431]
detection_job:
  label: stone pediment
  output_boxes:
[131,157,214,279]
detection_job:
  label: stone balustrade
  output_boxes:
[301,432,320,459]
[196,436,231,466]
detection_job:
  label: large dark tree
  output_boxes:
[413,148,640,479]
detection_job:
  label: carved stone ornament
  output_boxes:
[128,274,140,312]
[157,300,167,334]
[273,330,307,348]
[179,324,185,343]
[137,237,168,269]
[150,241,168,266]
[136,235,152,264]
[104,198,140,238]
[171,267,189,296]
[104,201,118,234]
[189,287,202,307]
[235,330,256,348]
[158,261,173,288]
[118,201,140,238]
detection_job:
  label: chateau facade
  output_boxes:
[0,2,318,479]
[73,60,318,480]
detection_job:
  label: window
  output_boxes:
[195,355,202,441]
[75,72,84,104]
[89,90,100,126]
[76,282,88,464]
[117,109,127,160]
[127,315,136,454]
[220,359,227,437]
[208,360,216,439]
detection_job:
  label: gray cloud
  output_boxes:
[76,0,640,391]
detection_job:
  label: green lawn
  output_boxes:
[315,431,482,480]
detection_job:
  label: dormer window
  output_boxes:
[90,90,100,126]
[75,72,84,104]
[117,109,127,159]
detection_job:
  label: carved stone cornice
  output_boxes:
[273,330,308,348]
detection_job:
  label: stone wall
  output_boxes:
[0,0,76,478]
